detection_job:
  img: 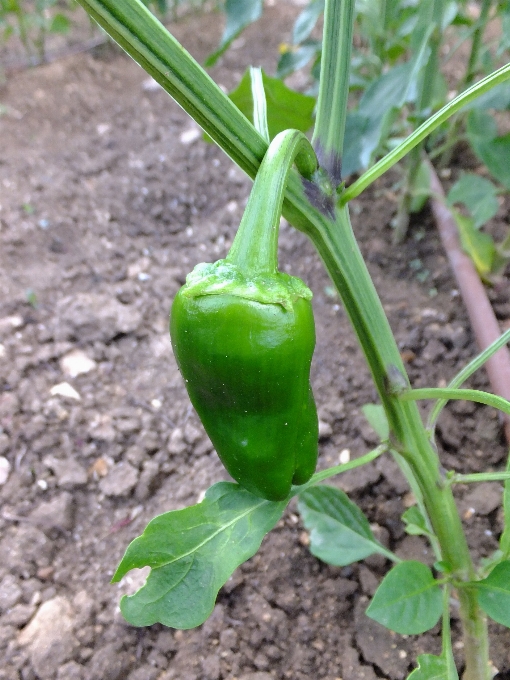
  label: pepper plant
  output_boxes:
[74,0,510,677]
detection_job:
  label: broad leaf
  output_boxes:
[402,506,429,537]
[49,13,71,33]
[467,110,510,189]
[206,0,262,66]
[229,69,315,139]
[298,485,390,565]
[361,403,389,440]
[447,173,499,228]
[465,81,510,111]
[112,482,286,629]
[452,210,495,277]
[366,561,442,634]
[407,653,457,680]
[292,0,324,44]
[277,42,320,79]
[476,560,510,627]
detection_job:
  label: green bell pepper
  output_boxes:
[170,131,319,501]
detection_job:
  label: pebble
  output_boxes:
[462,482,502,516]
[127,667,160,680]
[30,492,75,534]
[43,455,88,488]
[87,642,131,680]
[18,596,78,679]
[0,456,11,485]
[0,573,22,613]
[0,524,54,573]
[60,349,97,377]
[49,382,81,401]
[201,654,221,680]
[98,461,139,497]
[56,661,84,680]
[55,293,142,343]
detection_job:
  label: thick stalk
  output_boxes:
[311,0,355,185]
[302,204,490,679]
[227,130,317,275]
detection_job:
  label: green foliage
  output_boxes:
[406,653,458,680]
[297,485,394,566]
[402,506,431,538]
[366,561,443,635]
[361,403,389,440]
[228,68,316,139]
[206,0,262,66]
[451,209,496,278]
[475,560,510,627]
[447,173,499,228]
[111,482,286,628]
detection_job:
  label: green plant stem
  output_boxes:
[450,472,510,484]
[400,387,510,417]
[305,205,489,679]
[311,0,355,185]
[340,61,510,205]
[439,0,493,167]
[227,130,317,275]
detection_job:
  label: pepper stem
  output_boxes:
[226,130,317,276]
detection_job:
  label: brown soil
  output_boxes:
[1,3,510,680]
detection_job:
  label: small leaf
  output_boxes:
[292,0,324,44]
[402,506,429,537]
[361,403,389,440]
[276,42,320,79]
[407,653,455,680]
[298,485,390,566]
[476,560,510,627]
[49,13,71,34]
[447,173,499,228]
[452,210,495,277]
[229,69,315,139]
[206,0,262,66]
[366,561,442,634]
[470,133,510,190]
[410,160,431,214]
[112,482,286,629]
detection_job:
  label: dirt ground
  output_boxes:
[1,3,510,679]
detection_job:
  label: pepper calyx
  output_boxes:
[180,259,312,311]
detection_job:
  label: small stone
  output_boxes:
[99,462,139,497]
[127,667,159,680]
[3,603,36,627]
[135,460,160,501]
[30,492,75,534]
[0,434,9,455]
[0,524,54,573]
[238,674,273,680]
[318,420,333,440]
[49,382,81,401]
[0,574,22,613]
[0,456,11,485]
[43,455,87,488]
[202,654,221,680]
[57,661,84,680]
[18,596,78,679]
[462,482,502,516]
[167,428,187,455]
[55,293,142,343]
[421,338,445,363]
[87,642,131,680]
[60,349,96,377]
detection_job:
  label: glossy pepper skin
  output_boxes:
[170,262,318,501]
[170,130,319,501]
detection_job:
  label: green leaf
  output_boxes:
[465,81,510,111]
[500,460,510,558]
[452,209,495,277]
[361,403,389,440]
[49,13,71,33]
[407,653,455,680]
[366,561,442,634]
[409,159,431,214]
[466,110,510,189]
[276,42,320,79]
[476,560,510,627]
[111,482,286,629]
[402,506,430,537]
[229,69,315,139]
[292,0,324,44]
[298,485,391,566]
[447,173,499,228]
[206,0,262,66]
